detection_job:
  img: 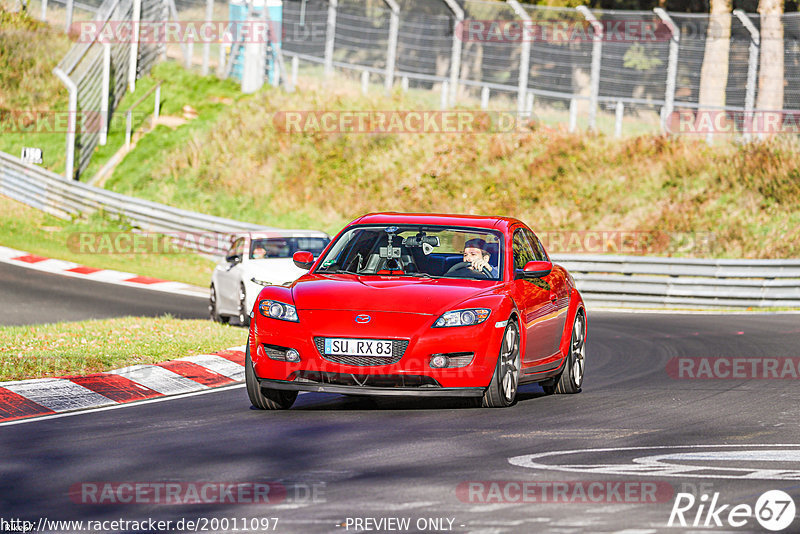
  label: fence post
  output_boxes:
[202,0,214,76]
[291,55,299,87]
[324,0,338,78]
[100,43,111,146]
[40,0,47,21]
[153,83,161,129]
[64,0,73,32]
[507,0,531,116]
[53,68,77,180]
[361,70,369,95]
[569,98,577,132]
[442,0,464,107]
[129,0,142,92]
[383,0,399,92]
[733,9,760,141]
[441,80,449,109]
[654,8,679,133]
[614,101,624,137]
[480,86,490,110]
[577,6,602,131]
[526,92,534,116]
[401,76,408,92]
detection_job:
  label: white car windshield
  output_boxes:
[315,225,503,280]
[250,237,329,259]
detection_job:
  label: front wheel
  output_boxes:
[480,321,521,408]
[542,311,585,394]
[246,345,297,410]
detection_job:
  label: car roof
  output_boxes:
[246,230,330,239]
[350,212,523,232]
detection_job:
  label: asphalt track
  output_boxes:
[0,261,207,326]
[2,287,799,533]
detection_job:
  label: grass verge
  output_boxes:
[0,315,245,381]
[0,195,215,287]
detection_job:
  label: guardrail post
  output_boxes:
[577,6,602,131]
[654,8,679,133]
[526,92,534,117]
[480,86,489,110]
[324,0,338,78]
[100,43,111,146]
[291,55,299,87]
[53,68,77,180]
[733,9,760,141]
[125,110,132,149]
[401,76,408,92]
[569,98,577,132]
[41,0,47,21]
[442,0,464,107]
[383,0,399,92]
[64,0,73,32]
[441,80,449,109]
[361,70,369,95]
[202,0,214,76]
[614,100,624,137]
[129,0,142,92]
[507,0,531,116]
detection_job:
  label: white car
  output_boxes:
[209,230,330,325]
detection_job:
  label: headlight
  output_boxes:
[432,308,490,328]
[258,300,299,322]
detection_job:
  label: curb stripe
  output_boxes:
[2,379,116,412]
[177,354,246,380]
[12,254,48,263]
[66,266,102,275]
[214,349,247,366]
[0,389,56,421]
[107,365,209,395]
[68,374,161,403]
[124,275,168,285]
[158,361,234,387]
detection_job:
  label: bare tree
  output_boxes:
[698,0,732,110]
[755,0,784,114]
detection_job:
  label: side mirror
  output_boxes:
[293,250,315,270]
[226,254,242,264]
[523,260,552,278]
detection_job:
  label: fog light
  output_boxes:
[430,354,449,369]
[285,349,301,362]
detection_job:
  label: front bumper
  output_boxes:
[251,309,504,390]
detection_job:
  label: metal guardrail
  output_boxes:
[0,151,269,256]
[551,254,800,309]
[1,151,798,308]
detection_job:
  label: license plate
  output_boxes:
[324,338,393,357]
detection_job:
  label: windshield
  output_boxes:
[315,225,503,280]
[250,237,330,259]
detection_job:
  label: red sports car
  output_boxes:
[246,213,586,409]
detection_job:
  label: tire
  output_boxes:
[245,345,298,410]
[544,311,586,394]
[237,283,250,326]
[209,285,229,324]
[480,321,521,408]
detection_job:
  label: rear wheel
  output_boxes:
[245,345,297,410]
[481,321,520,408]
[542,311,585,394]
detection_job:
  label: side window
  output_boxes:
[512,230,535,270]
[524,229,548,261]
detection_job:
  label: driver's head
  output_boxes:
[463,238,490,263]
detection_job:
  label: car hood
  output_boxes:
[243,258,305,285]
[290,274,498,315]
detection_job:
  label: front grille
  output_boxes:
[314,337,409,366]
[294,371,439,388]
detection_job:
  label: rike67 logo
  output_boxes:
[668,490,796,531]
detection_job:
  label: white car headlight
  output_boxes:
[433,308,490,328]
[258,300,299,322]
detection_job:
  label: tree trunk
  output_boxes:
[698,0,732,111]
[755,0,784,115]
